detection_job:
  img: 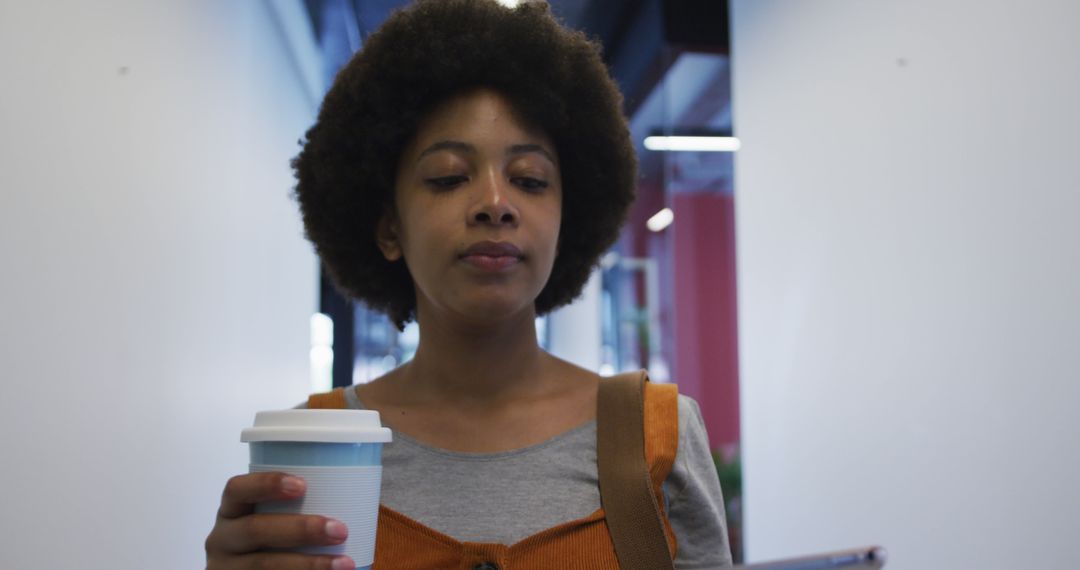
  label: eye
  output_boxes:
[512,177,550,192]
[425,175,468,189]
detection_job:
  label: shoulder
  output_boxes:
[664,392,735,566]
[676,393,707,445]
[661,393,712,489]
[547,354,601,399]
[669,393,713,492]
[642,385,705,451]
[353,367,404,408]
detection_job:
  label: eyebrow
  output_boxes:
[416,140,473,161]
[415,140,557,165]
[508,143,557,165]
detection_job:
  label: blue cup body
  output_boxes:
[250,441,382,467]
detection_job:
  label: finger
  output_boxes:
[213,513,349,553]
[218,472,306,519]
[219,553,355,570]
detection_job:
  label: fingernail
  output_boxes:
[281,476,305,494]
[326,519,348,540]
[332,555,355,570]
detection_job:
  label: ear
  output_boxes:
[376,211,403,261]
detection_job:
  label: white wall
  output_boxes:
[731,1,1080,568]
[548,269,603,371]
[0,2,317,567]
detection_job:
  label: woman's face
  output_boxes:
[379,88,562,327]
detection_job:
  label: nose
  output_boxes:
[469,172,519,226]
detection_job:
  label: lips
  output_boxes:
[461,241,524,258]
[460,241,524,271]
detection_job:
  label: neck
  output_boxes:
[402,306,551,405]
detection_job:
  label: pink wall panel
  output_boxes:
[672,193,741,449]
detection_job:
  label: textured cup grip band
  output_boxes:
[252,464,381,566]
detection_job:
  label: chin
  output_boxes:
[455,295,538,326]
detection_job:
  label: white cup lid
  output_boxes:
[241,409,392,443]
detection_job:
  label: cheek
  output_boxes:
[538,210,563,268]
[547,200,563,251]
[549,218,562,253]
[397,209,453,265]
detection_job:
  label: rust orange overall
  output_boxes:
[308,383,678,569]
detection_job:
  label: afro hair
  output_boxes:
[292,0,637,329]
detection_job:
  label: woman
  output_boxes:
[205,1,732,568]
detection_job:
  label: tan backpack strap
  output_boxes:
[307,387,348,409]
[597,370,676,570]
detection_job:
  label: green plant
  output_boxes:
[713,446,743,563]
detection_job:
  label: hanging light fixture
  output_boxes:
[646,208,675,232]
[644,135,741,152]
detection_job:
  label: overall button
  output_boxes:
[473,563,500,570]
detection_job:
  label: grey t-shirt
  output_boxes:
[326,387,733,568]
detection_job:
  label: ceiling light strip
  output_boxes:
[643,136,741,152]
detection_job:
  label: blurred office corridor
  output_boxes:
[2,1,1077,569]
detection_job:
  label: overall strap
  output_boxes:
[597,370,676,570]
[307,387,348,409]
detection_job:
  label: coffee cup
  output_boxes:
[241,409,392,569]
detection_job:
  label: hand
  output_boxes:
[205,471,354,569]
